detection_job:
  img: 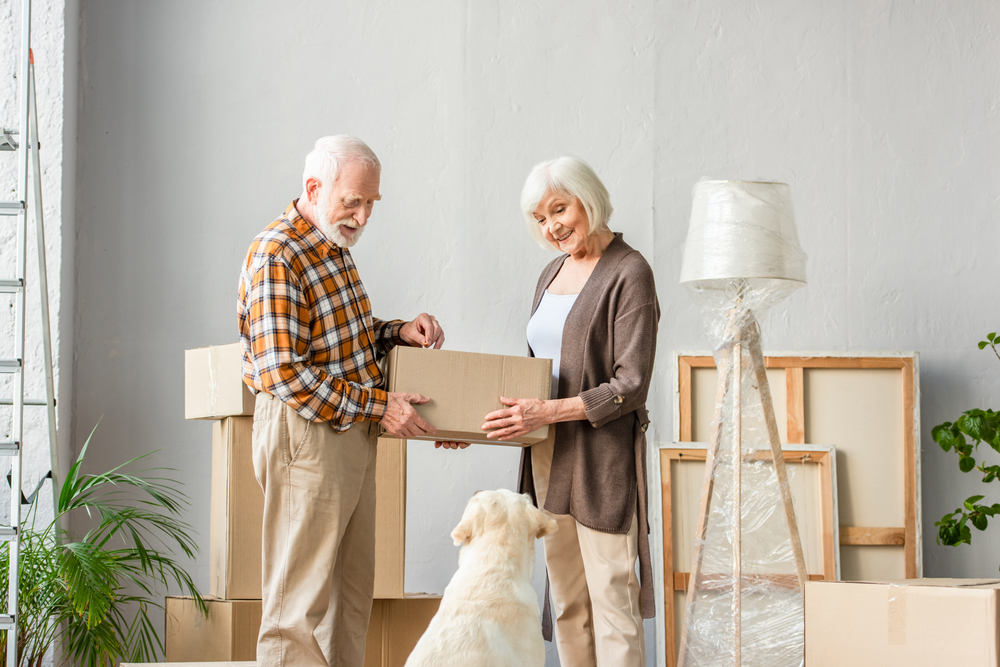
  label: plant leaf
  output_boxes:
[959,413,989,442]
[965,495,986,510]
[932,423,964,452]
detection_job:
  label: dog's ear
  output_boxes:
[533,507,558,539]
[452,497,484,546]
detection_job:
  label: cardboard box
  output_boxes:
[375,437,406,598]
[366,595,442,667]
[185,343,256,420]
[805,579,1000,666]
[210,417,263,599]
[164,595,439,666]
[385,347,551,446]
[165,597,261,662]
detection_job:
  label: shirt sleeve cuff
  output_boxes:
[384,320,407,347]
[363,387,390,423]
[580,384,621,426]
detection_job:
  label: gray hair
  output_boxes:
[302,135,381,189]
[520,156,613,250]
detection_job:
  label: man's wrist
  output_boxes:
[387,320,408,347]
[366,388,390,422]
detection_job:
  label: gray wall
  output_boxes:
[72,1,1000,664]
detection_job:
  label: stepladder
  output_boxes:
[676,306,807,667]
[1,0,61,662]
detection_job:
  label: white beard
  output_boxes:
[315,197,364,248]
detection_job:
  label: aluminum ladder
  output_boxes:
[1,0,60,662]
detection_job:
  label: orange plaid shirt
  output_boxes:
[237,201,405,429]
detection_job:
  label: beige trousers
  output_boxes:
[252,393,378,667]
[532,438,645,667]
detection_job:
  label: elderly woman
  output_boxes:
[484,156,658,665]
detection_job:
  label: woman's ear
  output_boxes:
[452,499,483,546]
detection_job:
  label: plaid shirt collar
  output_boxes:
[285,199,345,260]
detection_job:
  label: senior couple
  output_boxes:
[238,135,659,667]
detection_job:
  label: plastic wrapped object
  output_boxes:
[680,180,807,342]
[677,181,809,667]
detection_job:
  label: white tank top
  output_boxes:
[526,290,579,398]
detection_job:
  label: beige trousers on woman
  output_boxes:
[532,437,645,667]
[252,392,378,667]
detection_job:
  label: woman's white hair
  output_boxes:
[520,156,613,250]
[302,135,381,189]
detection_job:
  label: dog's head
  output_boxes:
[451,489,558,546]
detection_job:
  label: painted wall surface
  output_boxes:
[0,0,72,542]
[71,1,999,665]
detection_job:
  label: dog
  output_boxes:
[404,489,558,667]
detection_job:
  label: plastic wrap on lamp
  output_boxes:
[680,180,808,341]
[677,180,808,666]
[678,335,805,667]
[680,180,806,285]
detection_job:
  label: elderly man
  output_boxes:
[238,135,441,667]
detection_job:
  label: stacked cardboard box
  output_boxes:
[176,343,449,664]
[171,344,263,661]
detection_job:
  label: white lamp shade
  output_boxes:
[679,180,807,287]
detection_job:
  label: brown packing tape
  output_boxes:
[887,583,907,645]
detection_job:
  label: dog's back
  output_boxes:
[404,490,557,667]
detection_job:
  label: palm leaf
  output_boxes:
[2,422,207,666]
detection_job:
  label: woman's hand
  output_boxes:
[434,441,471,450]
[483,397,554,441]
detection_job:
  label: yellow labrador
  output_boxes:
[404,489,558,667]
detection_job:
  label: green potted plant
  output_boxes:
[932,332,1000,549]
[0,423,205,667]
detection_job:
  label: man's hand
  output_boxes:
[381,392,437,438]
[400,313,445,349]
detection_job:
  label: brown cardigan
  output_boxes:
[518,233,659,629]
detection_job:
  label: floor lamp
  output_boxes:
[676,180,809,667]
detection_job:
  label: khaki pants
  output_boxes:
[252,393,378,667]
[532,438,645,667]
